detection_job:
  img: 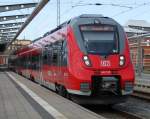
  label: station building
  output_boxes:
[0,39,31,70]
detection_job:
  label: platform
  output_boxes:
[136,73,150,80]
[0,71,105,119]
[0,72,43,119]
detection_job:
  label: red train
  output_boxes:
[12,14,135,104]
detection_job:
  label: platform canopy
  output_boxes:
[0,1,40,52]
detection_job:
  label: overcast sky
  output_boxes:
[0,0,150,40]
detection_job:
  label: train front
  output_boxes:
[66,14,135,104]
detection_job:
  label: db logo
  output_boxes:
[101,60,111,67]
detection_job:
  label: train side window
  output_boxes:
[47,46,52,65]
[36,55,41,70]
[57,41,63,66]
[62,40,67,53]
[31,55,39,70]
[52,42,57,66]
[62,40,68,66]
[52,50,58,65]
[27,55,32,69]
[52,41,63,66]
[43,51,48,65]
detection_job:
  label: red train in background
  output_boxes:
[11,14,135,104]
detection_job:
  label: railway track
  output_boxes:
[112,105,143,119]
[84,96,150,119]
[132,91,150,101]
[83,104,143,119]
[85,80,150,119]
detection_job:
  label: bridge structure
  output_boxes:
[0,0,49,69]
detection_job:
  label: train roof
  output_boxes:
[16,14,124,56]
[29,14,120,48]
[79,14,104,18]
[32,14,115,42]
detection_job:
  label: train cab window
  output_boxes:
[80,25,119,55]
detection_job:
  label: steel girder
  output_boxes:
[0,14,29,22]
[0,22,24,28]
[0,3,37,13]
[7,0,50,47]
[0,27,20,32]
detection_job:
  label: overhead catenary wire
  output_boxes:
[112,1,150,17]
[29,0,150,40]
[28,0,84,41]
[127,3,150,18]
[15,0,150,44]
[60,2,133,20]
[61,0,83,19]
[61,1,132,22]
[72,3,132,9]
[62,1,150,19]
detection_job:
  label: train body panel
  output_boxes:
[12,14,135,104]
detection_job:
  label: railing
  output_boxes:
[134,79,150,93]
[128,34,150,75]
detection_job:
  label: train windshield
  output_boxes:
[80,25,119,55]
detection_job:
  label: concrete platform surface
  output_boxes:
[0,72,43,119]
[6,71,105,119]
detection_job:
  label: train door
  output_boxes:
[17,56,22,74]
[22,56,27,76]
[55,40,68,85]
[61,40,68,84]
[31,54,39,83]
[41,47,49,87]
[52,42,59,84]
[46,45,55,90]
[39,48,44,85]
[29,53,35,80]
[25,54,31,78]
[57,41,64,82]
[55,40,69,95]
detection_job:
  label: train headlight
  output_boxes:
[83,56,88,60]
[83,55,91,67]
[119,55,125,66]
